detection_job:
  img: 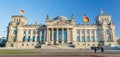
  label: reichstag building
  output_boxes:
[6,11,117,49]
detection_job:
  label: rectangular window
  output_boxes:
[37,36,40,41]
[86,36,90,42]
[87,30,90,34]
[76,29,80,34]
[92,30,94,34]
[82,30,84,34]
[33,30,36,34]
[82,36,85,42]
[76,36,80,42]
[38,31,40,36]
[92,36,95,42]
[96,30,99,36]
[96,36,98,42]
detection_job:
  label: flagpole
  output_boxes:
[83,14,86,49]
[83,14,90,49]
[84,22,86,49]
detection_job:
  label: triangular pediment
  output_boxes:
[51,19,71,25]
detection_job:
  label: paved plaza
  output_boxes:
[0,49,119,57]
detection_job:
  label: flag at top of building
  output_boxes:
[20,10,25,14]
[83,14,89,23]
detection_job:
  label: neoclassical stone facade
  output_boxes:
[6,11,117,49]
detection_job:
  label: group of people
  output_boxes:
[94,47,104,53]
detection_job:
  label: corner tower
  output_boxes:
[6,15,27,48]
[95,10,112,25]
[9,16,27,26]
[95,10,117,46]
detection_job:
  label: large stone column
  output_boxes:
[7,29,12,42]
[30,30,33,42]
[67,28,70,43]
[51,28,54,44]
[112,29,116,42]
[94,30,97,42]
[102,29,106,42]
[16,28,22,48]
[79,29,81,42]
[46,28,49,45]
[40,31,42,42]
[6,29,12,47]
[35,30,38,42]
[84,29,87,48]
[84,29,86,42]
[90,30,92,42]
[26,30,28,42]
[62,28,64,43]
[56,28,59,44]
[70,28,72,42]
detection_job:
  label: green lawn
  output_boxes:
[0,50,37,54]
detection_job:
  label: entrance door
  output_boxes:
[54,29,57,44]
[58,29,62,43]
[64,29,67,43]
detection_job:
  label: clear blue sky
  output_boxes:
[0,0,120,38]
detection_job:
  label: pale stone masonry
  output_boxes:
[6,10,117,49]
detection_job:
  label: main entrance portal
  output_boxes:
[46,28,71,45]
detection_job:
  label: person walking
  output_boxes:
[100,47,104,52]
[94,47,97,53]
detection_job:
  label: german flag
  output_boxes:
[83,15,89,23]
[20,10,25,14]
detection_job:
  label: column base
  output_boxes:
[67,41,72,44]
[45,41,48,45]
[51,41,54,45]
[56,41,59,44]
[62,41,64,44]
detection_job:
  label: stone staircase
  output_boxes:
[41,44,74,49]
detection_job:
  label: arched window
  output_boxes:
[22,36,26,42]
[13,30,17,35]
[13,37,16,42]
[28,36,30,42]
[105,30,109,34]
[32,36,35,42]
